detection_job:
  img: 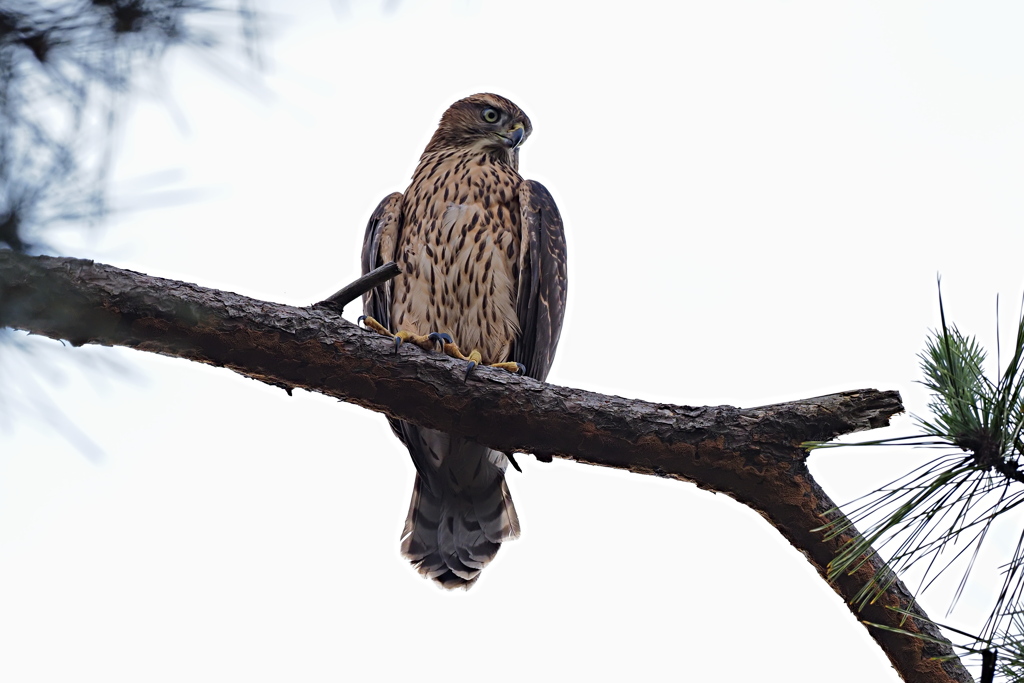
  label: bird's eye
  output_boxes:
[481,108,500,123]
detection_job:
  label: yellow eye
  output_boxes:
[481,108,500,123]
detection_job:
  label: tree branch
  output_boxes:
[0,251,972,682]
[313,261,400,314]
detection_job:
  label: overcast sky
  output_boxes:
[4,1,1024,680]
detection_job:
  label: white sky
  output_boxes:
[4,1,1024,680]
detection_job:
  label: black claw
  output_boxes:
[515,363,526,376]
[463,360,477,382]
[393,336,402,353]
[428,332,453,349]
[507,453,522,473]
[357,315,367,326]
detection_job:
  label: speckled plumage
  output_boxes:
[391,147,523,363]
[361,94,567,588]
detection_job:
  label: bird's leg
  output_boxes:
[358,316,446,353]
[358,315,391,336]
[440,341,526,379]
[489,361,526,374]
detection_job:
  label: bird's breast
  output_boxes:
[391,153,523,364]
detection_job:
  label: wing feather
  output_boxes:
[360,192,403,332]
[361,192,420,458]
[513,180,567,382]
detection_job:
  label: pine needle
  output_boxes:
[813,280,1024,654]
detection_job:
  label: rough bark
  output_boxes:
[0,251,973,683]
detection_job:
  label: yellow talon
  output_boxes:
[488,361,524,374]
[395,330,441,351]
[441,343,522,376]
[442,342,480,363]
[360,315,391,336]
[360,316,439,351]
[360,323,524,377]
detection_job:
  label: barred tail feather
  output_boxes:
[400,471,519,589]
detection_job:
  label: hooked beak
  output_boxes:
[497,124,525,149]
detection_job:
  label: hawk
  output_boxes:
[360,93,567,588]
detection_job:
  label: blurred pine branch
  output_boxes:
[0,0,261,252]
[0,0,261,455]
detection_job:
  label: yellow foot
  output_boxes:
[358,316,443,352]
[359,315,391,336]
[440,342,526,380]
[441,342,481,364]
[488,362,525,374]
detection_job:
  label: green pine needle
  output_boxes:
[998,610,1024,682]
[814,280,1024,651]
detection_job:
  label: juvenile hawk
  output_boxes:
[361,93,567,588]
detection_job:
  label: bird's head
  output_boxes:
[424,93,533,167]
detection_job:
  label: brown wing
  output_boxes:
[360,192,403,332]
[361,192,424,454]
[512,180,567,382]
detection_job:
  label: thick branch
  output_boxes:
[0,251,971,683]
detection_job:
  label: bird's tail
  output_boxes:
[400,461,520,589]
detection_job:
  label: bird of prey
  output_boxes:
[360,93,567,588]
